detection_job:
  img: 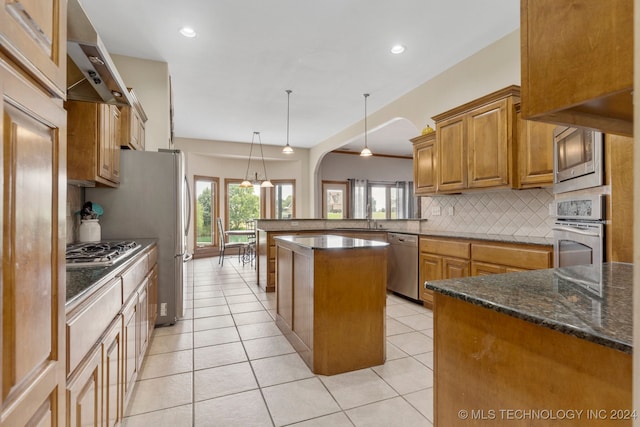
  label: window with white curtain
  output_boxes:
[348,179,414,219]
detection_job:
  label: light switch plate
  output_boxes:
[431,206,441,216]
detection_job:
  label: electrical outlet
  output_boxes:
[431,206,441,216]
[447,206,455,216]
[160,303,167,316]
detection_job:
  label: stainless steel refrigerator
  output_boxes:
[86,149,191,326]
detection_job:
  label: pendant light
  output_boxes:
[360,93,372,157]
[282,89,294,154]
[240,131,273,188]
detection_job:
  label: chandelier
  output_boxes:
[240,131,273,188]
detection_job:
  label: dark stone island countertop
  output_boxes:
[66,239,157,309]
[275,234,389,250]
[425,262,633,354]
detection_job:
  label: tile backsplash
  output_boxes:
[420,188,554,238]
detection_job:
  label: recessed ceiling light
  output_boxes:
[390,44,406,54]
[179,27,197,38]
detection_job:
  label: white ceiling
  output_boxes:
[79,0,520,157]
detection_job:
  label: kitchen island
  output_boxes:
[275,235,388,375]
[425,263,632,426]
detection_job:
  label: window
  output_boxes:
[271,180,295,219]
[225,179,261,242]
[349,179,414,219]
[322,180,348,219]
[194,176,219,256]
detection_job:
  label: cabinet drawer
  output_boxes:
[472,243,552,270]
[122,254,148,303]
[67,277,122,375]
[420,237,470,259]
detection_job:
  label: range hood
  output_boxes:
[67,0,130,106]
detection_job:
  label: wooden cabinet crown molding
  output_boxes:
[432,85,521,122]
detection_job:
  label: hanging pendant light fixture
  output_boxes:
[282,89,294,154]
[240,131,273,188]
[360,93,372,157]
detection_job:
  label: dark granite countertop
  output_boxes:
[66,239,157,309]
[275,234,389,250]
[420,230,553,246]
[425,263,632,354]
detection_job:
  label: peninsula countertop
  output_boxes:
[425,262,632,354]
[274,234,389,250]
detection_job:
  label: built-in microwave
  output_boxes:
[553,126,604,194]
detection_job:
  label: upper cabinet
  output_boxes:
[0,0,67,98]
[521,0,633,136]
[413,87,555,196]
[411,132,437,195]
[120,88,147,151]
[514,103,555,189]
[431,86,520,194]
[67,100,121,187]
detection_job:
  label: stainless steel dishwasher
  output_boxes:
[387,232,419,300]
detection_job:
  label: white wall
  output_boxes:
[309,29,521,215]
[318,152,413,182]
[112,54,171,152]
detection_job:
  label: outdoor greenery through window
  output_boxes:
[272,181,294,219]
[227,181,260,242]
[195,177,218,247]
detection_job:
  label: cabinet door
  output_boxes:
[516,109,554,188]
[0,59,66,427]
[137,279,149,370]
[104,318,123,427]
[466,99,510,189]
[471,261,506,276]
[419,253,442,307]
[98,104,120,184]
[437,115,466,192]
[148,265,158,333]
[413,133,437,195]
[122,296,138,408]
[276,246,294,330]
[66,346,102,427]
[0,0,66,97]
[443,257,469,279]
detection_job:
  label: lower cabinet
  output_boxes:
[419,236,553,308]
[66,244,158,426]
[67,317,122,427]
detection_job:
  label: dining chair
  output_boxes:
[244,219,257,268]
[216,218,247,266]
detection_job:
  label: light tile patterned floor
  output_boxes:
[122,257,434,426]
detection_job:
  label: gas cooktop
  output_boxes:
[66,241,140,268]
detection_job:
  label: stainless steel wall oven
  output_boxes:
[552,194,605,295]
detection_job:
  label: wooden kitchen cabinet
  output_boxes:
[432,86,519,194]
[419,237,471,308]
[122,292,138,409]
[0,0,67,98]
[470,241,553,275]
[120,88,147,150]
[411,132,437,195]
[67,100,121,187]
[0,56,67,427]
[67,316,123,427]
[514,103,555,189]
[521,0,633,136]
[419,236,553,308]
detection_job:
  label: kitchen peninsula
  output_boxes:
[425,263,632,426]
[275,235,388,375]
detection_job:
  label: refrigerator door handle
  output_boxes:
[184,175,192,236]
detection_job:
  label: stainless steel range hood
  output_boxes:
[67,0,130,106]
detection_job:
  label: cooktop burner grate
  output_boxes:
[66,240,140,268]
